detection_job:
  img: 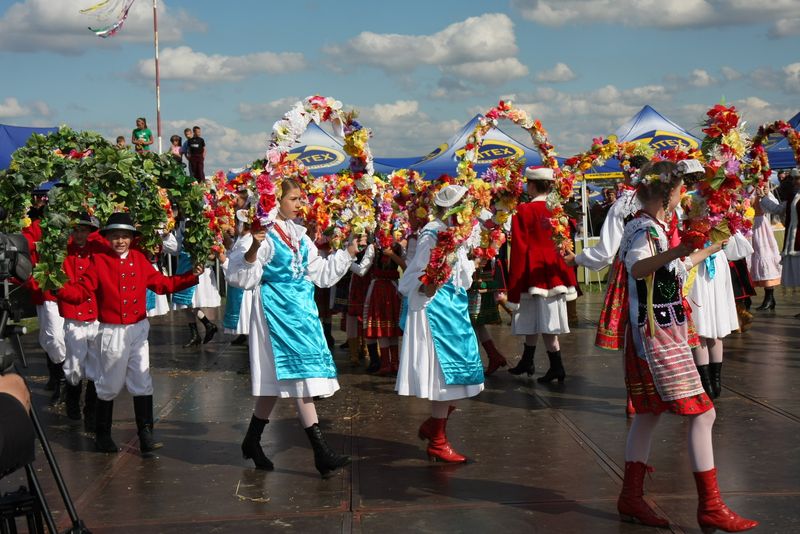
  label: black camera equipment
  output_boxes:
[0,220,91,533]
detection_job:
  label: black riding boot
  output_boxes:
[199,316,218,344]
[696,364,713,399]
[133,395,163,455]
[64,381,83,420]
[94,399,119,453]
[366,343,381,373]
[304,423,350,478]
[708,362,723,398]
[755,288,775,311]
[83,380,98,432]
[241,414,274,470]
[45,358,59,390]
[509,344,535,376]
[537,350,566,384]
[183,323,201,348]
[49,362,66,405]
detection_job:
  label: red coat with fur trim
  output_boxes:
[507,200,577,304]
[58,248,198,325]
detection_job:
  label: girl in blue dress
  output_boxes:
[227,179,365,478]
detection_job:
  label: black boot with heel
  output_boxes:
[537,350,566,384]
[241,414,274,470]
[304,423,350,478]
[508,344,535,376]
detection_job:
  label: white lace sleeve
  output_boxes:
[304,235,354,288]
[226,238,274,290]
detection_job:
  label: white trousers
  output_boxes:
[63,319,99,386]
[93,320,153,401]
[36,302,66,364]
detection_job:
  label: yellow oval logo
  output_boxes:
[421,143,448,162]
[287,145,346,170]
[455,140,525,163]
[634,130,699,150]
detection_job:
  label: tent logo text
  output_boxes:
[287,145,345,169]
[455,140,525,163]
[634,130,699,150]
[421,143,448,162]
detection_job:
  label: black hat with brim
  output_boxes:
[76,212,100,229]
[100,212,141,236]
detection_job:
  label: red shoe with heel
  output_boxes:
[694,468,758,533]
[617,461,669,527]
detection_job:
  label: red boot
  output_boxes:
[626,396,636,418]
[482,339,508,376]
[694,468,758,533]
[389,344,399,375]
[418,407,456,441]
[376,346,393,376]
[617,461,669,527]
[424,417,467,463]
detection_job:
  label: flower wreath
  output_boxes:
[0,127,212,289]
[681,104,752,250]
[254,95,379,248]
[746,120,800,190]
[420,100,559,286]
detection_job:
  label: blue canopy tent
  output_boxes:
[408,115,548,179]
[0,123,57,170]
[585,105,702,179]
[766,111,800,170]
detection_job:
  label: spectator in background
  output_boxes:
[186,125,206,181]
[115,136,128,150]
[169,135,183,165]
[181,128,192,163]
[131,117,153,154]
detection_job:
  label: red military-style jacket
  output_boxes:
[57,235,109,322]
[58,248,198,325]
[21,219,56,305]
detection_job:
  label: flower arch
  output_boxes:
[252,95,379,249]
[746,120,800,189]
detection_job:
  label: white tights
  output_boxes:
[431,400,455,418]
[692,337,723,366]
[624,409,716,472]
[346,315,359,338]
[524,334,559,352]
[253,395,319,429]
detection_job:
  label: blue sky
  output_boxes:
[1,0,799,171]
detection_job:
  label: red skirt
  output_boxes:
[624,329,713,416]
[595,258,628,350]
[363,279,402,338]
[347,272,372,318]
[315,287,332,319]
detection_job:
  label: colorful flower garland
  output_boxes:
[745,120,800,190]
[254,95,379,248]
[682,104,752,250]
[420,100,559,286]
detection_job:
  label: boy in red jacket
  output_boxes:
[58,214,106,431]
[58,212,202,455]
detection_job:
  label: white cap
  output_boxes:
[676,159,705,176]
[434,185,468,207]
[791,168,800,178]
[524,166,554,181]
[236,209,250,223]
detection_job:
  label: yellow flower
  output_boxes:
[21,216,32,228]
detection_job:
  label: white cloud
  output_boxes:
[324,13,528,85]
[239,97,302,121]
[733,97,795,130]
[535,62,576,83]
[721,66,742,81]
[688,69,716,87]
[443,58,529,85]
[770,15,800,37]
[0,0,205,55]
[783,63,800,93]
[135,46,306,84]
[512,0,800,37]
[0,96,53,120]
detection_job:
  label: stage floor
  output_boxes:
[4,289,799,533]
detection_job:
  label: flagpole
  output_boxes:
[153,0,162,153]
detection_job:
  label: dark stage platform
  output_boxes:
[3,290,798,533]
